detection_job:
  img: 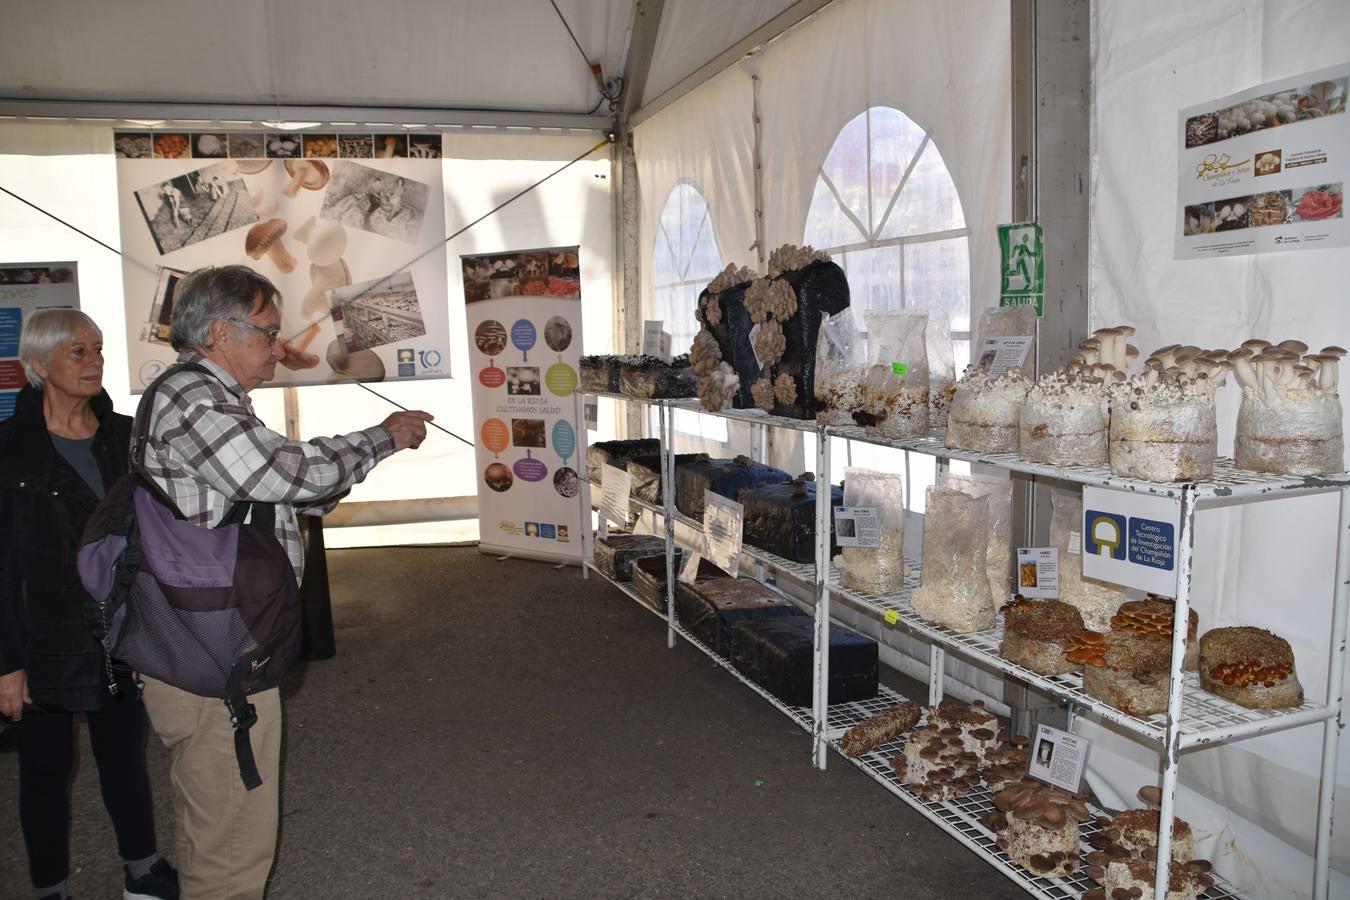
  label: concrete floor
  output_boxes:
[0,546,1021,899]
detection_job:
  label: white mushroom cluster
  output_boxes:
[697,361,740,412]
[689,328,723,377]
[743,277,798,324]
[1135,344,1233,396]
[1217,94,1299,138]
[752,318,786,369]
[766,243,831,276]
[1228,338,1344,400]
[705,262,756,295]
[1067,325,1137,378]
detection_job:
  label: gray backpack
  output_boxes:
[77,362,300,789]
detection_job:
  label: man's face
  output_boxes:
[218,292,284,391]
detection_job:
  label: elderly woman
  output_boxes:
[0,310,177,900]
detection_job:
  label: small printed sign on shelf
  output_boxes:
[834,506,881,547]
[642,320,672,363]
[598,464,631,537]
[976,335,1034,377]
[1016,547,1059,598]
[703,491,744,579]
[1027,723,1091,793]
[1081,486,1182,596]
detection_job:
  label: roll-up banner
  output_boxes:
[461,246,584,563]
[0,262,80,421]
[113,130,450,389]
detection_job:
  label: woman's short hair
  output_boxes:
[19,308,102,389]
[168,265,281,351]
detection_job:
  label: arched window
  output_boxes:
[804,107,973,510]
[652,181,724,353]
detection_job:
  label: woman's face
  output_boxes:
[37,323,104,399]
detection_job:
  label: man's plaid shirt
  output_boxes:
[140,354,395,583]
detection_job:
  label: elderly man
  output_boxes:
[137,264,431,899]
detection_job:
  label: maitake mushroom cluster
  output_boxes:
[766,242,831,277]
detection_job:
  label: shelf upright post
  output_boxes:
[1313,484,1350,899]
[929,646,945,705]
[576,389,591,580]
[1154,483,1197,900]
[660,400,677,649]
[811,426,832,769]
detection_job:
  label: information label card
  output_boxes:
[1016,547,1060,599]
[703,491,744,579]
[1081,487,1181,597]
[1028,724,1091,793]
[834,506,880,548]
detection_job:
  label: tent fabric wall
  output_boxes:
[756,0,1011,308]
[1089,1,1350,896]
[0,125,614,549]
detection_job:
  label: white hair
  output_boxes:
[19,308,102,389]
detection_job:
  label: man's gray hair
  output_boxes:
[169,265,282,352]
[19,308,102,389]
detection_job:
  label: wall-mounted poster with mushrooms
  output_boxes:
[0,262,80,422]
[461,245,584,563]
[113,130,451,390]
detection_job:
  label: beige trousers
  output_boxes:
[141,676,282,900]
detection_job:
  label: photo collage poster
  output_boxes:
[1176,62,1347,259]
[462,246,583,562]
[0,262,80,421]
[112,130,450,389]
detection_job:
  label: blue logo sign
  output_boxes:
[419,349,442,369]
[539,523,556,539]
[1127,517,1175,571]
[1084,510,1127,561]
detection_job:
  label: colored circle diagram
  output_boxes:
[479,361,505,388]
[512,319,536,361]
[546,358,578,397]
[551,419,575,464]
[480,418,509,457]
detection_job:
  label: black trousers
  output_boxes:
[16,685,157,887]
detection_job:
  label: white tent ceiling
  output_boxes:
[0,0,810,126]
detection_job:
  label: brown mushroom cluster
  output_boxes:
[743,277,797,324]
[981,736,1032,792]
[1207,659,1293,688]
[696,361,740,412]
[893,724,984,802]
[772,372,797,406]
[1065,629,1110,667]
[1110,598,1198,670]
[750,376,776,411]
[697,291,723,326]
[994,777,1093,830]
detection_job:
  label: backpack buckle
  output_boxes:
[226,698,258,731]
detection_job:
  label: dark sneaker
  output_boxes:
[124,858,180,900]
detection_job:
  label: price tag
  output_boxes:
[883,610,900,625]
[1066,530,1081,556]
[834,506,880,548]
[643,320,672,363]
[1027,723,1091,793]
[976,336,1034,376]
[599,464,631,535]
[1016,547,1059,599]
[891,362,909,376]
[702,491,743,579]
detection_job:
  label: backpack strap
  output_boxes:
[224,665,263,790]
[133,362,272,529]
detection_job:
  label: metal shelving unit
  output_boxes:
[577,389,1350,900]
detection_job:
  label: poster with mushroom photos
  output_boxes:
[462,246,584,563]
[113,130,449,390]
[1176,61,1347,259]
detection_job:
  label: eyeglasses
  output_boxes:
[227,317,282,346]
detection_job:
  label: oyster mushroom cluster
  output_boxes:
[766,242,831,276]
[1067,325,1138,378]
[743,277,797,324]
[1231,337,1344,474]
[704,262,756,295]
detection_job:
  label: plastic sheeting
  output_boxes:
[1090,2,1350,896]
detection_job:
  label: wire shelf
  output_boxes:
[835,727,1246,900]
[666,397,825,434]
[827,426,1350,501]
[828,563,1334,748]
